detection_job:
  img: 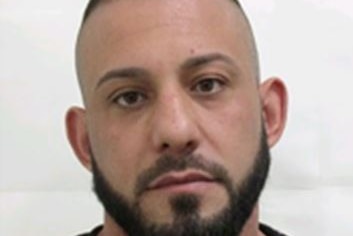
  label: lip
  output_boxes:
[147,170,215,191]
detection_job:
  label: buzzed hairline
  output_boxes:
[82,0,242,24]
[76,0,260,96]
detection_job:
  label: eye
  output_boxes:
[193,78,225,95]
[113,90,147,108]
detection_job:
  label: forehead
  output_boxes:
[81,0,243,30]
[77,0,253,94]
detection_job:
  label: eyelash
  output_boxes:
[110,76,227,108]
[191,76,226,94]
[111,89,148,109]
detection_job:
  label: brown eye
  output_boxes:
[114,91,146,108]
[193,78,224,94]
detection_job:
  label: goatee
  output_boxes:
[91,131,270,236]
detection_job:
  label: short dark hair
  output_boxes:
[82,0,241,24]
[82,0,103,23]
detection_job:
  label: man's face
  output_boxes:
[75,0,272,234]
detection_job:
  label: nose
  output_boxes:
[151,91,200,156]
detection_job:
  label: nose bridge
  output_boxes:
[151,86,199,154]
[163,90,190,128]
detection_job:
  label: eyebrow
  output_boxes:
[180,53,238,72]
[95,53,238,90]
[96,67,151,90]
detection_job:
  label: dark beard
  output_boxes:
[91,131,270,236]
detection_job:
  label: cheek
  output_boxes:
[201,91,261,183]
[88,116,150,199]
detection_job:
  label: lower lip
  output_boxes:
[148,181,218,194]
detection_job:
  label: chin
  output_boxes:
[139,183,229,223]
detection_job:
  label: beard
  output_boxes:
[91,131,270,236]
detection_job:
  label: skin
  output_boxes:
[66,0,288,235]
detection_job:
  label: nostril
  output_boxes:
[161,143,170,151]
[185,140,197,153]
[159,140,197,154]
[186,141,195,149]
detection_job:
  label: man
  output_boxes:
[66,0,288,235]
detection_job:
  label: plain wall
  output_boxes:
[1,0,353,235]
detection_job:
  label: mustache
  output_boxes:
[134,154,233,197]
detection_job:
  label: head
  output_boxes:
[66,0,287,235]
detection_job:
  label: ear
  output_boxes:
[65,107,92,171]
[260,78,288,148]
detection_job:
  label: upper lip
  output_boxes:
[147,170,215,190]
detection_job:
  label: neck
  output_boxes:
[238,205,266,236]
[99,204,265,236]
[98,214,127,236]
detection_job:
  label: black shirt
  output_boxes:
[77,223,288,236]
[259,224,288,236]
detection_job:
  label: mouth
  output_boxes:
[146,170,216,192]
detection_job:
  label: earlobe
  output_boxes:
[65,107,92,171]
[260,78,288,148]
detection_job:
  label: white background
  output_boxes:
[1,0,353,235]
